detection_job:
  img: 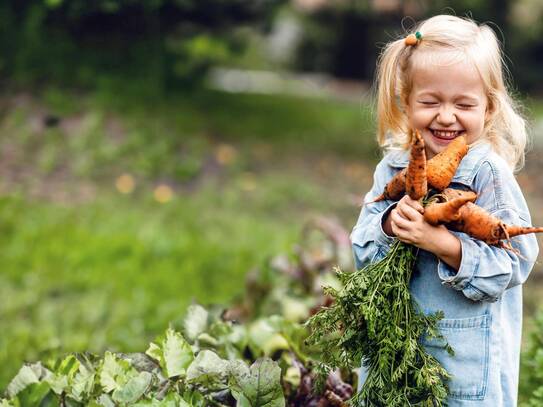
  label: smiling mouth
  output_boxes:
[430,129,465,139]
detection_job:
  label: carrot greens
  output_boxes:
[305,240,452,406]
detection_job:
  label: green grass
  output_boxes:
[0,80,371,387]
[0,86,380,194]
[51,86,378,158]
[2,86,543,395]
[0,171,338,387]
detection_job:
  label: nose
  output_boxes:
[437,105,456,126]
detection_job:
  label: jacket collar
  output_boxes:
[387,140,493,187]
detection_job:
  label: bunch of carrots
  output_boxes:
[306,132,543,407]
[372,130,543,247]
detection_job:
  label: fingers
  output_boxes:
[396,197,424,221]
[401,195,424,213]
[390,208,412,230]
[390,215,412,243]
[396,204,421,222]
[390,196,428,245]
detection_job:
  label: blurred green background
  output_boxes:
[1,0,543,398]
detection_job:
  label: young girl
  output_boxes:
[351,15,539,405]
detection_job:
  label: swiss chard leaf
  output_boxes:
[184,304,209,343]
[186,350,229,390]
[146,328,194,378]
[112,371,153,404]
[229,358,285,407]
[99,352,136,393]
[7,363,50,398]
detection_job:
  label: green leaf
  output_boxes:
[57,354,80,376]
[16,382,52,407]
[7,363,50,398]
[146,328,194,378]
[132,393,192,407]
[184,304,209,342]
[70,363,96,401]
[229,358,285,407]
[45,0,63,7]
[45,374,69,395]
[60,397,83,407]
[283,366,301,388]
[280,297,311,322]
[195,333,219,347]
[145,343,162,365]
[96,394,115,407]
[163,328,194,377]
[112,371,152,404]
[42,355,82,396]
[186,350,229,389]
[99,352,135,392]
[248,319,289,357]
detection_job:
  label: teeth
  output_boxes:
[432,130,461,138]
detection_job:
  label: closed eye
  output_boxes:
[457,104,475,109]
[419,101,438,106]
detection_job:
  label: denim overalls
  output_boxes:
[351,141,539,406]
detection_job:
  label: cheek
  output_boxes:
[407,109,428,126]
[466,112,486,131]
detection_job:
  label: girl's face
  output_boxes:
[406,57,488,159]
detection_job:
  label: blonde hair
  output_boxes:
[376,14,528,170]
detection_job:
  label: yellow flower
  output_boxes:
[116,174,135,194]
[215,143,237,165]
[154,184,174,203]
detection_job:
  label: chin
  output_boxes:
[424,140,449,159]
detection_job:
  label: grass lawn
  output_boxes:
[0,185,296,386]
[0,87,376,388]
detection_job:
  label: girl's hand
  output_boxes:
[389,195,438,249]
[388,195,462,270]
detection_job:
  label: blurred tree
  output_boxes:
[291,0,543,95]
[1,0,542,95]
[0,0,286,93]
[293,1,391,81]
[508,0,543,94]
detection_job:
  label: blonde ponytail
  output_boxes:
[376,39,412,148]
[374,15,529,170]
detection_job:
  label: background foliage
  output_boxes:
[2,0,543,94]
[2,0,543,403]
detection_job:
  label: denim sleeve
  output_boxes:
[437,161,539,302]
[350,157,398,271]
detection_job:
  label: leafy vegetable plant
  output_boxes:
[0,306,288,407]
[305,242,451,406]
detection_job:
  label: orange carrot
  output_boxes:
[368,134,468,203]
[451,202,543,245]
[424,191,477,225]
[370,169,407,203]
[424,188,543,246]
[405,129,427,200]
[440,188,475,201]
[426,136,469,191]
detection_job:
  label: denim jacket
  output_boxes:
[351,141,539,406]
